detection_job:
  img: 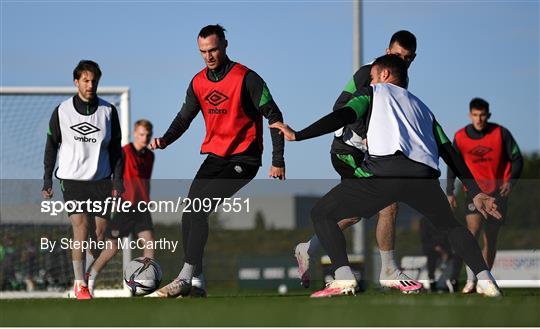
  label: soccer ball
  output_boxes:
[124,257,163,296]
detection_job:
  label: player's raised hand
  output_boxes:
[42,188,53,199]
[269,165,285,180]
[269,122,296,141]
[472,193,502,219]
[499,182,511,197]
[149,137,167,150]
[447,194,457,209]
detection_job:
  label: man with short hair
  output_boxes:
[86,119,156,295]
[42,60,123,299]
[150,24,285,298]
[271,54,503,298]
[446,98,522,294]
[295,30,422,293]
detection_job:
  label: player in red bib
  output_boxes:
[446,98,523,294]
[150,24,285,298]
[86,119,156,295]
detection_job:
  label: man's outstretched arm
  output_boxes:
[152,80,201,149]
[272,91,371,142]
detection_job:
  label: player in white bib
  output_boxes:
[42,60,123,299]
[294,31,422,293]
[271,54,502,298]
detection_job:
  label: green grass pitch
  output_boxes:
[1,289,539,326]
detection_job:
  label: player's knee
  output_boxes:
[95,229,105,242]
[71,217,88,230]
[379,203,398,219]
[94,224,106,241]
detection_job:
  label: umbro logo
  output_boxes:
[469,145,492,158]
[71,122,100,143]
[70,122,100,136]
[205,90,229,106]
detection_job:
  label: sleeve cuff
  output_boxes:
[272,159,285,168]
[464,181,481,198]
[113,179,124,193]
[42,179,53,191]
[295,130,306,141]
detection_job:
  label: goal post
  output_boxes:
[0,86,131,145]
[0,86,132,298]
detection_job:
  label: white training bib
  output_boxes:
[56,97,113,180]
[366,83,440,170]
[335,127,368,152]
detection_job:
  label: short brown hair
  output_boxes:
[73,60,102,80]
[134,119,153,131]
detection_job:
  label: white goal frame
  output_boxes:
[0,86,131,145]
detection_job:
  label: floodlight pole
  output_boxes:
[353,0,363,72]
[351,0,368,264]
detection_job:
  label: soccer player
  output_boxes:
[446,98,522,294]
[85,119,156,296]
[271,54,502,298]
[294,30,422,293]
[150,24,285,298]
[42,60,123,299]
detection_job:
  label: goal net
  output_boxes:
[0,86,132,298]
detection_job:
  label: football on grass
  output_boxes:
[124,257,163,296]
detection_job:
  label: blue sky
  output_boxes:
[1,1,538,179]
